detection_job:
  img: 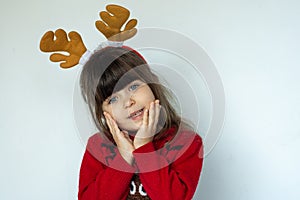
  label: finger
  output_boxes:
[148,101,155,126]
[105,112,119,136]
[110,116,120,133]
[105,113,125,144]
[154,100,161,126]
[142,108,149,126]
[104,111,115,123]
[108,113,123,136]
[103,112,114,134]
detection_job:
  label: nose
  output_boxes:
[124,95,135,108]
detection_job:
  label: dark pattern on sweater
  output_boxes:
[101,143,116,165]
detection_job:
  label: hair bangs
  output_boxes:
[98,60,144,100]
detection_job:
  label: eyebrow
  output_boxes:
[105,80,145,100]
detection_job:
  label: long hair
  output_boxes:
[80,47,181,142]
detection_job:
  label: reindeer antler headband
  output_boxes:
[39,4,137,69]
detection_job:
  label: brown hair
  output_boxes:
[80,47,181,142]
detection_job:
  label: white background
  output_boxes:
[1,0,300,199]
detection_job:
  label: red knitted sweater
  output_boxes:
[78,127,203,200]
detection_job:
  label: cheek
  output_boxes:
[145,89,155,102]
[107,105,124,121]
[139,86,155,101]
[102,105,116,119]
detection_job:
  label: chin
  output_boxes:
[119,119,142,132]
[123,124,141,133]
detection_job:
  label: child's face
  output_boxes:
[102,80,155,132]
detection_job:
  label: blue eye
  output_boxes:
[108,96,117,104]
[129,83,139,91]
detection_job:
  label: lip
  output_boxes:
[128,108,144,119]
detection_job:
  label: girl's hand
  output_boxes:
[103,112,135,165]
[134,100,161,149]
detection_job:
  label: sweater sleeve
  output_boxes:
[133,132,203,200]
[78,135,135,200]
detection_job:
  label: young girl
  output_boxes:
[78,47,203,200]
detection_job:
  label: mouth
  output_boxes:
[128,108,144,120]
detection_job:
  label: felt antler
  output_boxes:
[40,4,137,68]
[39,29,87,68]
[95,4,137,41]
